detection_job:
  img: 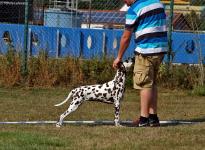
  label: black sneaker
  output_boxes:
[149,114,160,127]
[132,116,149,127]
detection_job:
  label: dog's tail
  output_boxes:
[54,91,73,107]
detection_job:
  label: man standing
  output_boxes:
[113,0,167,127]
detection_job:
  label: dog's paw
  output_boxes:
[115,123,123,127]
[56,122,61,128]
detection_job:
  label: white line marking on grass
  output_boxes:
[0,120,202,125]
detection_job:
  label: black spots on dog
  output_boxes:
[117,90,121,97]
[122,87,125,93]
[56,61,130,127]
[104,88,112,94]
[115,107,120,115]
[108,97,114,103]
[80,92,84,97]
[75,101,80,105]
[108,89,112,93]
[103,93,107,97]
[112,91,116,96]
[117,72,122,77]
[89,97,94,101]
[95,93,102,97]
[76,93,80,98]
[63,110,69,115]
[119,77,123,82]
[78,89,84,97]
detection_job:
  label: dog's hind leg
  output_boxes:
[56,98,83,127]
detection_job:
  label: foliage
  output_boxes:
[0,48,21,87]
[80,58,114,84]
[0,53,204,91]
[191,85,205,96]
[158,64,202,89]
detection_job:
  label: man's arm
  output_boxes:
[113,28,133,69]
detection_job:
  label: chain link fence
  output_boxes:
[168,0,205,31]
[0,0,204,79]
[0,0,204,30]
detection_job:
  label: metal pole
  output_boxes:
[88,0,91,28]
[167,0,174,65]
[22,0,29,76]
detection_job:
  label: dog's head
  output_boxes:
[117,57,135,73]
[122,57,135,70]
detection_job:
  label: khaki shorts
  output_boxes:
[133,54,164,89]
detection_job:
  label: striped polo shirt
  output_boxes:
[125,0,168,54]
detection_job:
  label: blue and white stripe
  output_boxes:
[125,0,168,54]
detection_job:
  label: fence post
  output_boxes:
[102,32,107,57]
[22,0,29,76]
[167,0,174,66]
[27,28,32,57]
[79,31,84,58]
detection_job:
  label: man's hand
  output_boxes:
[113,57,121,69]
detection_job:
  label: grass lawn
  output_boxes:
[0,87,205,150]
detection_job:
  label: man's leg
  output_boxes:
[149,85,157,114]
[132,88,152,126]
[133,54,162,126]
[140,88,153,118]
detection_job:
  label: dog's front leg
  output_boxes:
[114,100,121,126]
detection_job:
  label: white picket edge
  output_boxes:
[0,120,201,125]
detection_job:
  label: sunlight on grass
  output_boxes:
[0,88,205,149]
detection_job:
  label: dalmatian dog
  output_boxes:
[55,58,134,127]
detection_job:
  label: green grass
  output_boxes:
[0,131,66,150]
[0,87,205,150]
